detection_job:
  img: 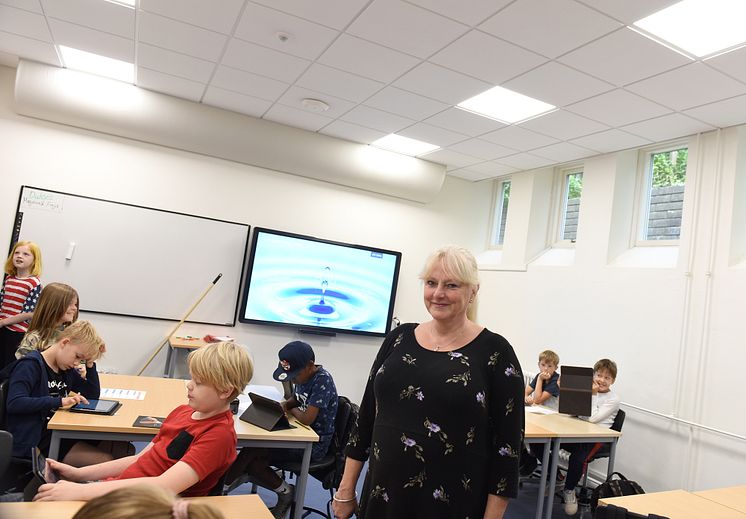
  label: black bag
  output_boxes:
[591,472,645,512]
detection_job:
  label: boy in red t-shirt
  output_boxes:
[33,341,253,501]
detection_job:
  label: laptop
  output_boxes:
[558,366,593,416]
[239,392,295,431]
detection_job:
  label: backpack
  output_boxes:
[591,472,645,512]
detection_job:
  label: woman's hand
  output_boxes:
[46,458,86,482]
[331,495,358,519]
[33,480,86,501]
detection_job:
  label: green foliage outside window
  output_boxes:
[651,148,687,187]
[567,172,583,199]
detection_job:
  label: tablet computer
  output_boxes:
[24,447,59,501]
[69,398,121,415]
[239,392,294,431]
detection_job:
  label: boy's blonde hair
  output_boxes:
[538,349,559,366]
[4,240,43,277]
[594,358,618,380]
[58,320,105,362]
[72,485,224,519]
[188,342,253,400]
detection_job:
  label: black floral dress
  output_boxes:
[346,323,525,519]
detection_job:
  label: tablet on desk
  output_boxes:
[69,398,121,415]
[239,392,295,431]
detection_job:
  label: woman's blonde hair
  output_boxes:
[188,341,253,400]
[58,320,104,362]
[25,283,79,346]
[4,240,42,277]
[420,245,480,321]
[72,485,224,519]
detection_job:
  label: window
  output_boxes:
[491,179,511,246]
[639,146,688,242]
[560,168,583,242]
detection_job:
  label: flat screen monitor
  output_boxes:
[238,227,402,337]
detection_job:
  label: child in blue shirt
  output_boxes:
[524,349,560,410]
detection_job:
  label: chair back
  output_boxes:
[588,409,626,463]
[320,395,358,490]
[0,378,8,430]
[0,430,11,478]
[610,409,626,432]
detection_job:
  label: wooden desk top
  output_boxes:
[695,485,746,514]
[0,494,273,519]
[169,337,208,350]
[525,411,622,439]
[600,489,746,519]
[48,374,318,443]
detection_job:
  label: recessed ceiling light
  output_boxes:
[105,0,135,7]
[59,46,134,83]
[457,86,555,124]
[633,0,746,58]
[301,98,330,112]
[372,134,440,156]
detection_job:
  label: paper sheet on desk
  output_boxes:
[101,388,146,400]
[525,406,557,414]
[236,384,283,414]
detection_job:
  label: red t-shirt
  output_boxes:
[117,405,236,497]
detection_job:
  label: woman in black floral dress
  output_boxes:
[332,246,524,519]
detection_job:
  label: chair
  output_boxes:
[274,395,358,519]
[0,378,9,430]
[594,503,669,519]
[0,380,33,494]
[577,409,626,506]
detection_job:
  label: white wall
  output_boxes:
[478,127,746,492]
[0,65,491,404]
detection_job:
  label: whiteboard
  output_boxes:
[12,186,249,326]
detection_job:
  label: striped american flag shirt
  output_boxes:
[0,275,42,332]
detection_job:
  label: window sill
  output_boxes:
[530,248,575,267]
[475,250,527,272]
[609,246,679,268]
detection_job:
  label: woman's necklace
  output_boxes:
[429,323,467,352]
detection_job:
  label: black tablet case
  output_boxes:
[69,398,122,416]
[239,392,294,431]
[559,365,593,416]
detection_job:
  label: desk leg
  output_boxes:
[49,432,61,460]
[607,438,618,478]
[168,346,178,379]
[534,438,551,519]
[291,443,312,519]
[164,343,174,378]
[545,438,561,519]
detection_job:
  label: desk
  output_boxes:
[695,485,746,514]
[524,417,557,519]
[47,374,318,519]
[164,337,207,378]
[526,411,622,519]
[0,494,274,519]
[600,489,746,519]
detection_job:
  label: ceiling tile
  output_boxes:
[211,65,289,101]
[398,122,468,147]
[706,46,746,85]
[42,0,134,38]
[504,62,614,107]
[365,86,449,121]
[49,18,133,62]
[453,160,518,178]
[621,113,715,142]
[519,110,608,140]
[249,0,369,30]
[263,103,333,132]
[222,38,310,84]
[234,3,339,61]
[565,89,671,127]
[479,0,621,58]
[0,5,50,41]
[140,0,244,34]
[496,152,554,170]
[296,63,383,103]
[202,85,272,118]
[320,120,387,144]
[404,0,511,26]
[137,43,215,83]
[626,63,746,111]
[532,142,596,163]
[0,30,59,65]
[447,168,491,182]
[0,1,42,13]
[424,107,506,136]
[420,148,482,169]
[139,11,227,62]
[394,62,490,104]
[318,34,419,83]
[570,129,651,153]
[683,95,746,128]
[559,27,691,87]
[347,0,468,59]
[481,125,559,151]
[276,85,356,118]
[137,67,205,101]
[575,0,680,24]
[430,29,547,84]
[446,138,517,160]
[340,105,415,133]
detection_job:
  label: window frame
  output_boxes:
[632,141,688,247]
[489,177,512,249]
[551,165,584,247]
